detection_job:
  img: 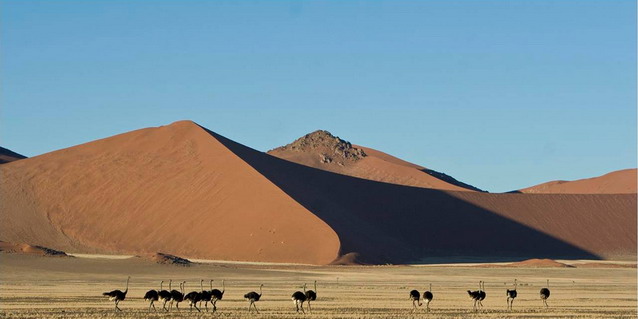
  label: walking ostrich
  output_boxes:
[478,281,487,308]
[467,289,481,311]
[143,281,160,312]
[158,280,172,311]
[210,280,225,313]
[244,284,263,313]
[102,276,130,312]
[291,283,308,313]
[506,279,518,310]
[540,279,551,308]
[305,280,317,313]
[199,280,213,311]
[467,281,483,311]
[184,280,203,312]
[409,289,422,312]
[169,281,185,311]
[423,283,433,312]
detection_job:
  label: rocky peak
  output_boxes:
[270,130,366,164]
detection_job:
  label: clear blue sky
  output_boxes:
[1,0,636,192]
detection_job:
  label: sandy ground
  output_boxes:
[0,254,635,318]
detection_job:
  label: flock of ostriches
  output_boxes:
[103,277,552,313]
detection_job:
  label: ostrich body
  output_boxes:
[199,280,213,311]
[184,280,203,312]
[102,276,130,312]
[210,280,225,313]
[143,281,160,312]
[467,289,481,311]
[409,289,421,312]
[291,283,308,313]
[423,283,433,312]
[506,279,518,310]
[540,279,551,307]
[158,280,172,311]
[169,281,185,311]
[304,280,317,312]
[244,284,263,313]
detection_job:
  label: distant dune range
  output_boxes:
[518,169,636,194]
[0,121,635,264]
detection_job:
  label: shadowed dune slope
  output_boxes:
[268,130,482,192]
[0,146,27,164]
[519,169,637,194]
[211,129,636,263]
[0,121,339,264]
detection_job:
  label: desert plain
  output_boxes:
[0,254,636,319]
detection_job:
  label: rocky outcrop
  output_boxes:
[270,130,366,166]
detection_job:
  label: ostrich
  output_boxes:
[467,289,481,311]
[184,280,202,312]
[143,281,160,312]
[409,289,422,312]
[540,279,551,308]
[305,281,317,313]
[467,281,484,311]
[210,280,225,313]
[244,284,263,313]
[158,280,172,311]
[506,279,518,310]
[423,283,434,312]
[102,276,130,312]
[199,280,213,311]
[478,281,487,308]
[291,283,308,313]
[169,281,185,311]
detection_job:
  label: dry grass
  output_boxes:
[0,255,636,318]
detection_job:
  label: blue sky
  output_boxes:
[1,0,636,192]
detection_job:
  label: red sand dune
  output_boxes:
[0,146,26,164]
[508,258,573,268]
[0,241,68,257]
[215,127,636,263]
[1,121,635,264]
[268,130,483,192]
[519,169,637,194]
[0,121,339,264]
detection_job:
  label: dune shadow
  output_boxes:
[204,128,600,264]
[420,168,486,192]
